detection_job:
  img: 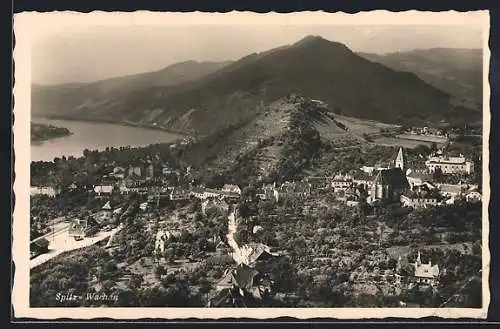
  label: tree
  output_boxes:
[155,265,167,279]
[431,142,438,153]
[433,167,444,183]
[117,290,139,306]
[238,202,252,219]
[128,274,144,290]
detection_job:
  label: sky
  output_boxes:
[19,11,487,85]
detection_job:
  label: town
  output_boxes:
[29,125,483,308]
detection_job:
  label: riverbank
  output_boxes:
[33,114,193,138]
[31,117,185,162]
[31,121,73,143]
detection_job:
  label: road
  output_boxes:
[31,222,69,243]
[30,225,123,269]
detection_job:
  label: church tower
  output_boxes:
[395,147,405,171]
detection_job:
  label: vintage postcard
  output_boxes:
[12,10,490,320]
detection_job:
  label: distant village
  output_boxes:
[31,145,481,211]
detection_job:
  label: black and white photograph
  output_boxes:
[13,10,490,319]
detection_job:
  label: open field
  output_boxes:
[385,242,475,259]
[332,114,400,135]
[373,136,436,149]
[396,133,448,144]
[373,136,431,148]
[313,117,350,140]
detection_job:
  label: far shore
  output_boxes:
[32,114,193,138]
[31,131,74,144]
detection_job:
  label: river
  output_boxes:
[31,117,183,162]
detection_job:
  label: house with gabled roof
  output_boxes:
[96,201,114,223]
[465,190,482,203]
[222,184,242,195]
[400,187,440,209]
[211,263,272,305]
[331,173,354,192]
[169,187,192,201]
[93,184,114,196]
[438,183,467,198]
[215,263,260,292]
[255,183,279,202]
[30,186,61,198]
[233,242,279,267]
[405,169,433,189]
[413,251,440,286]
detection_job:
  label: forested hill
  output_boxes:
[359,48,482,110]
[31,36,474,137]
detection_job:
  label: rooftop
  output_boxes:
[374,168,410,189]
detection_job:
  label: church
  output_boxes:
[370,148,410,203]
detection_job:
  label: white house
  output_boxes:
[465,191,482,203]
[222,184,242,195]
[360,166,375,175]
[191,187,222,200]
[425,154,474,175]
[94,185,114,196]
[438,183,466,198]
[400,192,438,209]
[255,183,279,202]
[331,174,354,192]
[97,201,113,222]
[413,251,440,286]
[30,186,60,198]
[169,188,192,201]
[112,167,126,179]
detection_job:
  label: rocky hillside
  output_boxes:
[181,95,353,186]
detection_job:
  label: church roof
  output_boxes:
[396,147,404,162]
[374,168,410,189]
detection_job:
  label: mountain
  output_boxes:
[32,36,477,136]
[358,48,483,109]
[31,60,233,116]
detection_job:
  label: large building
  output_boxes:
[425,154,474,175]
[370,168,410,203]
[413,251,440,286]
[30,186,60,198]
[331,173,354,192]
